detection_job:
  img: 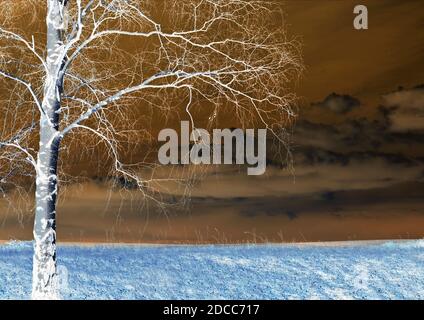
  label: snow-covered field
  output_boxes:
[0,240,423,300]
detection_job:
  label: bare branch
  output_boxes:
[61,70,195,136]
[0,28,47,71]
[0,69,44,115]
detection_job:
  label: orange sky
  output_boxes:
[283,0,424,121]
[1,0,424,243]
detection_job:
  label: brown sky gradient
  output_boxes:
[285,0,424,112]
[1,0,424,243]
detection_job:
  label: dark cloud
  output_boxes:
[149,85,424,202]
[295,85,424,158]
[293,118,388,153]
[312,93,360,114]
[188,181,424,221]
[383,86,424,132]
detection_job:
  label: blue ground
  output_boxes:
[0,240,423,299]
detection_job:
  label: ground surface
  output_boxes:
[0,240,423,299]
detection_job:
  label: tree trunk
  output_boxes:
[32,0,65,299]
[32,130,61,299]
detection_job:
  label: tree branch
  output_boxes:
[0,28,48,71]
[0,69,45,116]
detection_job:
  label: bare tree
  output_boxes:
[0,0,301,299]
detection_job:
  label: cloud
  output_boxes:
[159,149,423,199]
[281,85,424,196]
[148,85,424,202]
[383,85,424,132]
[293,118,388,153]
[296,85,424,155]
[312,93,360,114]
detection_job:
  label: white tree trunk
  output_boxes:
[32,129,61,299]
[32,0,65,300]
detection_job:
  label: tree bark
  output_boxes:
[32,0,65,299]
[32,131,61,299]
